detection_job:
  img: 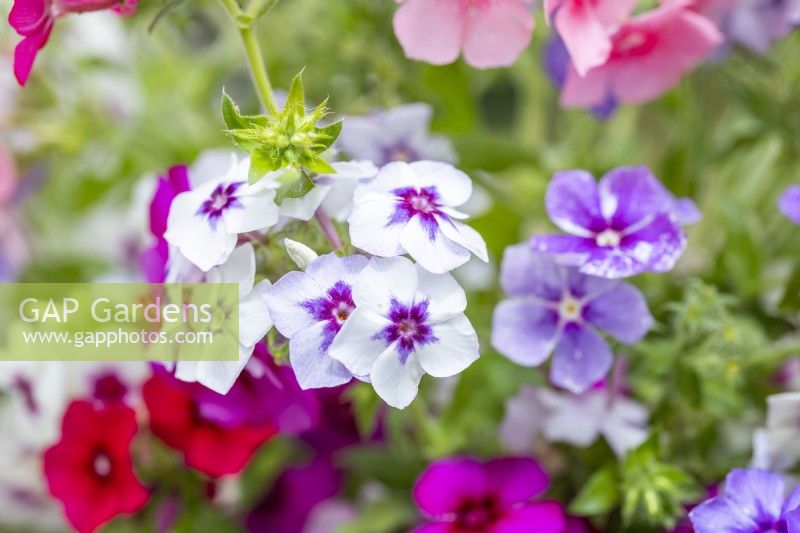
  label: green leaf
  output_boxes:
[317,120,343,150]
[303,156,336,175]
[286,70,306,116]
[275,171,315,203]
[570,465,621,517]
[221,90,266,130]
[249,147,279,183]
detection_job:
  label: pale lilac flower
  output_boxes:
[492,245,653,393]
[501,385,649,458]
[689,469,800,533]
[329,256,479,409]
[752,392,800,471]
[165,155,279,271]
[267,253,368,389]
[173,243,273,394]
[779,185,800,225]
[693,0,800,53]
[348,161,488,274]
[337,104,456,167]
[530,166,688,279]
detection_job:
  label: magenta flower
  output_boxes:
[8,0,136,86]
[492,244,653,393]
[545,0,637,76]
[689,469,800,533]
[530,166,689,279]
[392,0,535,69]
[559,1,722,109]
[779,185,800,225]
[412,457,565,533]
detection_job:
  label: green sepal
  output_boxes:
[221,90,266,130]
[285,70,306,117]
[274,170,315,204]
[569,465,621,517]
[317,120,343,151]
[249,147,280,183]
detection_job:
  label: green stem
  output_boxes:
[218,0,279,116]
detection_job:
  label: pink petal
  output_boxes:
[393,0,464,65]
[462,0,534,68]
[13,21,52,86]
[9,0,50,35]
[413,458,487,516]
[592,0,638,27]
[554,3,612,76]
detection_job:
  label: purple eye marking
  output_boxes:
[380,142,419,165]
[373,298,437,363]
[197,181,245,229]
[386,186,446,240]
[300,281,356,350]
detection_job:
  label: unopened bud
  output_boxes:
[284,238,318,271]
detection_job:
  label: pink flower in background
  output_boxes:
[8,0,137,86]
[560,1,723,109]
[412,457,565,532]
[393,0,535,69]
[545,0,637,76]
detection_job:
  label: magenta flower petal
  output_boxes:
[13,22,52,86]
[583,283,654,344]
[483,457,549,507]
[9,0,49,35]
[550,323,612,393]
[413,458,487,517]
[779,185,800,225]
[492,501,566,533]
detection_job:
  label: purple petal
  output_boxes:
[598,166,673,231]
[413,458,486,517]
[672,197,702,226]
[690,495,763,533]
[491,301,560,367]
[546,170,605,236]
[499,244,563,300]
[584,282,653,344]
[550,323,612,393]
[564,268,616,301]
[529,234,595,265]
[724,469,784,527]
[785,507,800,533]
[492,501,566,533]
[484,458,549,508]
[779,185,800,225]
[783,486,800,518]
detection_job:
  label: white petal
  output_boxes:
[207,243,255,296]
[399,216,470,274]
[348,195,405,257]
[266,270,324,337]
[289,321,354,389]
[409,160,472,207]
[359,161,421,194]
[239,280,273,347]
[224,187,280,233]
[370,346,425,409]
[437,218,489,263]
[351,256,418,313]
[415,268,467,322]
[601,397,649,457]
[278,184,331,221]
[415,314,479,378]
[190,150,238,187]
[306,253,368,289]
[194,343,254,394]
[539,390,603,447]
[766,392,800,428]
[328,308,391,376]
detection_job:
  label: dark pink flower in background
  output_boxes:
[393,0,535,69]
[560,0,723,109]
[8,0,137,86]
[43,401,150,533]
[412,457,565,533]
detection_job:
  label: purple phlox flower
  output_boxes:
[492,244,653,393]
[530,166,690,279]
[544,34,619,121]
[697,0,800,53]
[194,343,322,434]
[337,103,457,166]
[689,468,800,533]
[267,253,369,390]
[752,392,800,471]
[246,457,342,533]
[348,161,488,274]
[329,256,479,409]
[500,384,649,458]
[412,457,566,533]
[779,185,800,225]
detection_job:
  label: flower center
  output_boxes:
[332,300,354,325]
[93,453,112,478]
[595,229,621,247]
[456,497,502,531]
[197,181,244,226]
[559,295,583,322]
[373,299,437,363]
[384,143,417,163]
[611,29,658,59]
[301,281,356,350]
[93,373,127,404]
